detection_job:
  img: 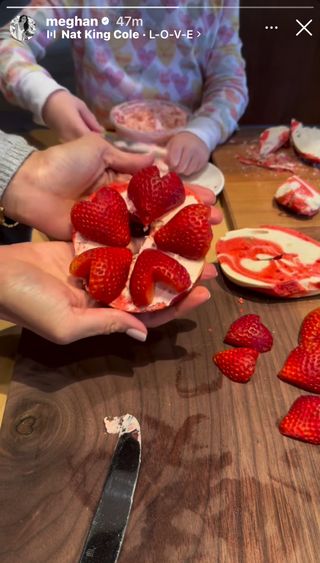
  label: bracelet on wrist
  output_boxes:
[0,206,19,228]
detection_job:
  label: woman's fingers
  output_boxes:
[200,263,217,280]
[139,285,211,328]
[188,183,216,204]
[53,307,148,344]
[104,146,155,174]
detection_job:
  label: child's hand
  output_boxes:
[42,91,104,141]
[166,132,210,176]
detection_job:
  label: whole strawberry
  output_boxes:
[299,307,320,351]
[224,314,273,353]
[279,395,320,445]
[129,249,191,307]
[278,345,320,394]
[213,348,259,383]
[127,166,185,225]
[154,204,213,260]
[70,247,132,305]
[71,187,130,246]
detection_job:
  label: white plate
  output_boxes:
[111,138,225,196]
[181,162,225,196]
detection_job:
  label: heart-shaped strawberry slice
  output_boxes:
[278,345,320,394]
[213,348,259,383]
[70,247,132,304]
[129,248,191,307]
[127,165,185,225]
[279,395,320,445]
[154,204,212,260]
[224,314,273,353]
[71,187,130,246]
[299,307,320,351]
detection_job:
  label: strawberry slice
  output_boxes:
[279,396,320,445]
[129,249,191,307]
[154,204,213,260]
[213,348,259,383]
[127,165,185,225]
[299,307,320,351]
[71,187,130,246]
[70,247,132,305]
[278,345,320,394]
[224,314,273,353]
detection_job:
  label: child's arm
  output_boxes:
[0,2,102,139]
[167,1,248,175]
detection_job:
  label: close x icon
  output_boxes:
[296,19,312,36]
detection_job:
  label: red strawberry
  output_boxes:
[279,395,320,445]
[129,249,191,307]
[127,166,185,225]
[224,314,273,353]
[69,249,93,279]
[213,348,259,383]
[154,204,213,260]
[71,187,130,246]
[70,247,132,304]
[278,345,320,394]
[299,307,320,350]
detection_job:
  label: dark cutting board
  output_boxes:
[1,237,320,562]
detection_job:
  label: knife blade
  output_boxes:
[79,414,141,563]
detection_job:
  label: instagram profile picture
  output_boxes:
[10,14,36,42]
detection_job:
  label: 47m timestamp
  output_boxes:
[116,16,143,27]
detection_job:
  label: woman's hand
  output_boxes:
[0,158,222,343]
[2,133,154,240]
[0,241,216,344]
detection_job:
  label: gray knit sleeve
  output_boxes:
[0,130,36,200]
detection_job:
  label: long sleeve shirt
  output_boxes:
[0,130,35,199]
[0,0,248,151]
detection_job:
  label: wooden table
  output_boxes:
[0,128,319,563]
[214,128,320,230]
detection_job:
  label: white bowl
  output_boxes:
[110,100,190,145]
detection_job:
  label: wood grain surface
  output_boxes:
[0,128,320,563]
[214,128,320,231]
[0,264,320,562]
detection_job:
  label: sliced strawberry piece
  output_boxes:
[154,204,213,260]
[223,314,273,353]
[299,307,320,351]
[127,165,185,225]
[129,248,191,307]
[69,248,94,279]
[71,187,130,246]
[278,345,320,394]
[70,247,132,305]
[279,395,320,445]
[213,348,259,383]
